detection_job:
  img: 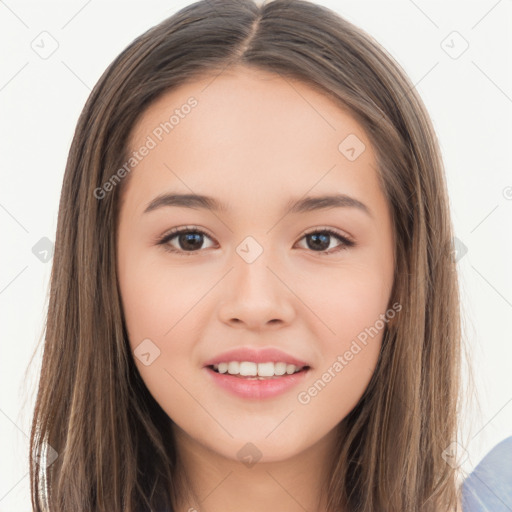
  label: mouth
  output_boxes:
[204,362,311,399]
[206,362,311,380]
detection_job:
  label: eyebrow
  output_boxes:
[143,192,372,218]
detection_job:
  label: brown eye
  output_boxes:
[296,229,355,254]
[158,227,216,255]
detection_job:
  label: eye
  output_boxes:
[156,226,355,256]
[156,226,216,255]
[295,228,355,254]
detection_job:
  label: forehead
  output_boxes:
[123,65,381,217]
[128,65,367,150]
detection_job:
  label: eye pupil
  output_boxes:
[307,232,330,251]
[179,232,203,251]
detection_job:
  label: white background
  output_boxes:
[1,0,511,509]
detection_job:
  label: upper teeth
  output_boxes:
[213,361,304,377]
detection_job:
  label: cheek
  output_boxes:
[298,258,392,344]
[117,254,211,422]
[118,249,208,346]
[294,262,391,408]
[117,250,217,404]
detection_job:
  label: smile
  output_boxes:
[204,364,311,399]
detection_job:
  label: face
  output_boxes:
[116,65,395,464]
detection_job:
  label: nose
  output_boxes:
[217,248,296,330]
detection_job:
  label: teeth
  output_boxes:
[213,361,305,377]
[227,361,239,375]
[239,361,257,376]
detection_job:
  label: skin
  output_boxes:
[116,65,395,512]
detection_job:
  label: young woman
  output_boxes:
[28,0,468,510]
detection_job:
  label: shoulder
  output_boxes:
[461,435,512,511]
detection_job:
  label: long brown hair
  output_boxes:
[28,0,464,510]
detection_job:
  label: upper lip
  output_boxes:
[203,347,311,369]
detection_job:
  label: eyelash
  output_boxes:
[155,225,355,256]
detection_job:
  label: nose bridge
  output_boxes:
[217,234,295,327]
[233,234,280,301]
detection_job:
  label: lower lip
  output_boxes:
[204,366,310,399]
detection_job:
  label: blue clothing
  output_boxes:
[462,436,512,511]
